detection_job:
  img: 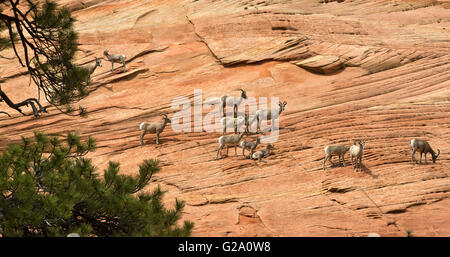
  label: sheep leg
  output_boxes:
[234,144,238,156]
[226,146,229,157]
[139,130,146,146]
[217,145,223,159]
[111,62,114,72]
[156,132,160,145]
[329,155,334,166]
[419,152,422,164]
[256,117,260,134]
[359,157,362,171]
[222,103,226,117]
[341,154,346,167]
[411,149,417,164]
[323,155,328,170]
[242,147,247,159]
[424,153,428,164]
[123,60,127,71]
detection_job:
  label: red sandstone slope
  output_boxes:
[0,0,449,236]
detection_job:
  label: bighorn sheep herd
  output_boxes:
[135,86,442,169]
[137,89,285,163]
[322,138,440,171]
[83,51,442,171]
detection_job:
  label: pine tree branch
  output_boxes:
[0,85,47,117]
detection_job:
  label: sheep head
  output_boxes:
[240,89,248,99]
[162,114,172,123]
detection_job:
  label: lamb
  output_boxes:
[250,101,287,134]
[322,144,350,170]
[81,58,102,80]
[220,89,247,117]
[410,139,440,164]
[216,131,246,159]
[251,144,273,162]
[240,137,261,159]
[349,140,365,171]
[220,114,249,135]
[104,50,127,72]
[139,114,172,145]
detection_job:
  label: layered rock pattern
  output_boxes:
[0,0,449,236]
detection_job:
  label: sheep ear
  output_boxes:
[437,149,440,157]
[283,101,287,105]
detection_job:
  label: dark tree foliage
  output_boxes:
[0,132,193,236]
[0,0,90,117]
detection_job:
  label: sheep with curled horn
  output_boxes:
[410,139,440,164]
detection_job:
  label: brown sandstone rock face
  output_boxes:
[295,55,344,74]
[0,0,449,236]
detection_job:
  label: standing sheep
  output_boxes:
[220,89,247,118]
[349,140,365,171]
[81,58,102,81]
[240,137,261,159]
[250,101,287,134]
[323,144,350,170]
[104,50,127,72]
[410,139,440,164]
[216,131,246,159]
[139,114,172,145]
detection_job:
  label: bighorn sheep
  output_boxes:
[240,137,261,159]
[250,101,287,134]
[216,131,246,159]
[251,144,273,162]
[410,139,440,164]
[349,140,365,171]
[220,114,249,135]
[81,58,102,80]
[220,89,247,117]
[104,50,127,72]
[139,114,172,145]
[323,144,350,170]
